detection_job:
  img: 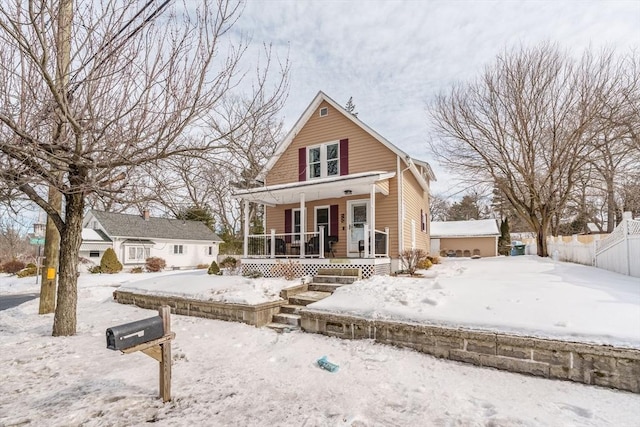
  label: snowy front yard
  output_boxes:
[1,280,640,426]
[311,256,640,348]
[3,256,639,348]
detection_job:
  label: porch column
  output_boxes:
[243,199,249,257]
[299,193,306,258]
[370,184,376,258]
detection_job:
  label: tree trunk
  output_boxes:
[536,228,548,257]
[52,192,85,336]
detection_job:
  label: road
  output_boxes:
[0,293,38,311]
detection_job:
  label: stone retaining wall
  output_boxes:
[114,290,286,327]
[300,310,640,393]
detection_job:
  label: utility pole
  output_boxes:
[39,0,73,314]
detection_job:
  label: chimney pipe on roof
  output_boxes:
[143,210,150,221]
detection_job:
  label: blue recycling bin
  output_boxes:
[510,241,526,256]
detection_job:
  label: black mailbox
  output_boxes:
[106,316,164,351]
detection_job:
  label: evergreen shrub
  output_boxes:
[100,248,123,273]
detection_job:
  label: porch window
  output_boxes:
[173,245,184,254]
[316,207,329,238]
[127,246,150,262]
[308,142,339,179]
[293,209,302,241]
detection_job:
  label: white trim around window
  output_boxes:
[126,245,150,263]
[307,141,339,180]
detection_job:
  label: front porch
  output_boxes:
[235,171,397,279]
[241,224,391,279]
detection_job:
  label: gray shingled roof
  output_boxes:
[90,210,222,242]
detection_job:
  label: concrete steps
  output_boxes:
[267,269,362,333]
[313,275,359,285]
[308,283,343,293]
[289,291,332,307]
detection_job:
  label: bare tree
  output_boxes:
[0,0,288,336]
[153,94,286,248]
[0,215,32,264]
[429,194,449,222]
[429,44,633,256]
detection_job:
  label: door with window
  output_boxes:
[347,200,368,255]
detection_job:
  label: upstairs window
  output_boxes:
[308,142,339,179]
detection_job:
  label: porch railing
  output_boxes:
[247,229,324,259]
[245,225,389,259]
[360,225,389,257]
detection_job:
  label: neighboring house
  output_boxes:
[430,219,500,257]
[81,210,222,270]
[234,91,436,278]
[79,228,112,262]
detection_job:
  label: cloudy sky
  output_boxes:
[232,0,640,195]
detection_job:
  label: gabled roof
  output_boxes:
[430,219,500,238]
[81,228,111,242]
[258,91,436,190]
[88,210,222,242]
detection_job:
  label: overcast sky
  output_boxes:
[232,0,640,196]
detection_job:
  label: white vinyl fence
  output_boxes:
[547,235,599,266]
[595,213,640,278]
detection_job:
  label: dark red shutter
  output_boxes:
[284,209,292,243]
[421,209,425,232]
[330,205,339,237]
[298,147,306,181]
[339,139,349,176]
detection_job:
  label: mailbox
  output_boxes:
[106,316,164,351]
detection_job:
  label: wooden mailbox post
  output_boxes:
[107,305,175,402]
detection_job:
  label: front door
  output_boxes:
[347,200,369,255]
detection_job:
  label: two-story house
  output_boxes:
[234,91,435,278]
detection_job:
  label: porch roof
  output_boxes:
[234,171,395,205]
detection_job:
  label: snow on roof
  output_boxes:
[81,228,111,241]
[430,219,499,238]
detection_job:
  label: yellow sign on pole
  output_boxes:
[47,268,56,280]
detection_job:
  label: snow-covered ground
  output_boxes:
[1,278,640,426]
[311,256,640,348]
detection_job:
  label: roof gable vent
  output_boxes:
[319,107,328,117]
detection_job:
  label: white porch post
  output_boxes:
[319,226,325,259]
[370,184,376,258]
[385,227,390,256]
[243,199,249,257]
[363,224,370,258]
[299,193,306,258]
[270,229,276,259]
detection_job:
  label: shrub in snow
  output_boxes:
[427,255,441,265]
[17,264,37,278]
[100,248,123,274]
[131,266,144,274]
[1,259,26,275]
[145,257,166,272]
[208,260,221,275]
[196,264,209,269]
[220,256,238,275]
[243,270,263,279]
[399,249,428,276]
[416,258,433,270]
[88,265,101,274]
